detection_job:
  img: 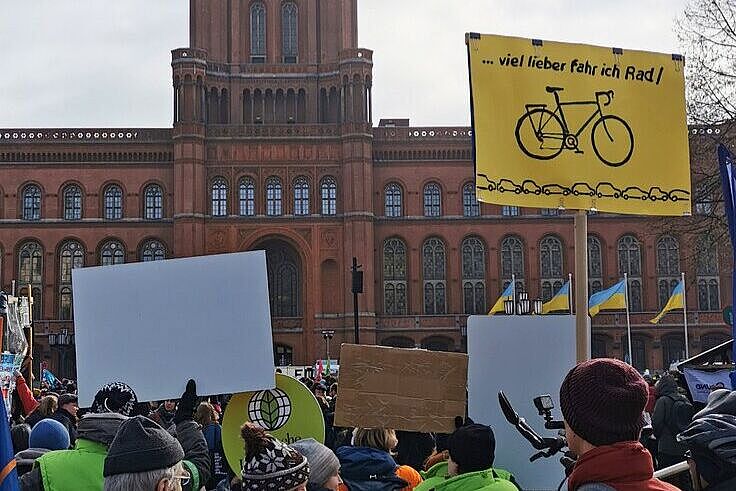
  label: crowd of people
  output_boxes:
[3,359,736,490]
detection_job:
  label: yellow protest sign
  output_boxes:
[467,34,691,215]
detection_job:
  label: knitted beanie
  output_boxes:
[103,415,184,477]
[91,382,138,416]
[560,358,648,446]
[447,424,496,473]
[240,423,310,491]
[29,418,70,451]
[291,438,339,486]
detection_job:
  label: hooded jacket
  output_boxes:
[336,446,409,491]
[418,461,518,491]
[15,449,50,477]
[414,469,518,491]
[567,442,679,491]
[48,408,77,447]
[652,376,690,456]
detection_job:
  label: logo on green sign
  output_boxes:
[247,388,291,431]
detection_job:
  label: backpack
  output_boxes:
[664,394,694,435]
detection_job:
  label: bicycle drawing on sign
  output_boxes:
[514,86,634,167]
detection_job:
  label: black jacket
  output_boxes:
[49,408,77,447]
[652,376,689,457]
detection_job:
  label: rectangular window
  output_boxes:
[502,206,519,217]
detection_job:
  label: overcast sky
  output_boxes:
[0,0,687,128]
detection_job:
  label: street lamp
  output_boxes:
[503,290,543,316]
[321,330,334,376]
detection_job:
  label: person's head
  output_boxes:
[57,394,78,418]
[314,383,327,398]
[240,423,310,491]
[329,383,338,398]
[163,400,177,412]
[290,438,342,491]
[395,431,436,471]
[29,418,70,451]
[194,401,218,427]
[103,415,187,491]
[560,358,648,457]
[352,428,398,452]
[91,382,139,416]
[654,372,679,397]
[447,424,495,476]
[11,423,31,453]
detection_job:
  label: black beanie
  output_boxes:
[103,416,184,477]
[447,424,496,473]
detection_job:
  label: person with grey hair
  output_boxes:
[103,415,189,491]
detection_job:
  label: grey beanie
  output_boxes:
[103,416,184,477]
[290,438,340,486]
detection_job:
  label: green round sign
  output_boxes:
[222,373,326,475]
[724,306,733,327]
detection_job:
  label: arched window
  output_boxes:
[618,235,642,312]
[100,240,125,266]
[293,177,310,216]
[266,177,282,216]
[274,344,293,366]
[141,240,166,262]
[540,236,564,302]
[383,238,407,315]
[422,238,446,314]
[281,2,298,63]
[384,183,402,217]
[264,241,300,317]
[462,237,486,314]
[320,177,337,216]
[211,178,228,217]
[22,184,41,221]
[58,241,84,319]
[104,185,123,220]
[697,237,720,311]
[144,184,163,220]
[239,178,256,216]
[250,3,266,63]
[63,185,82,220]
[463,183,480,217]
[501,236,525,291]
[381,336,415,348]
[588,236,603,294]
[421,336,454,352]
[662,335,685,367]
[18,241,43,319]
[423,183,442,217]
[656,236,680,309]
[621,335,647,372]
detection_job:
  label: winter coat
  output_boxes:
[645,385,657,414]
[15,448,51,477]
[48,408,76,447]
[24,411,46,430]
[418,461,518,491]
[336,446,410,491]
[567,441,679,491]
[414,469,518,491]
[652,377,689,457]
[704,475,736,491]
[202,422,231,490]
[16,375,39,416]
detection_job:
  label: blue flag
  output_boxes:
[41,369,60,389]
[718,144,736,389]
[0,387,19,490]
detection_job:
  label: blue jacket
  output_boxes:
[336,446,408,491]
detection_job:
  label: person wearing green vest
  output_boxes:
[19,379,210,491]
[415,423,520,491]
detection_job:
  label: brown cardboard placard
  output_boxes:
[334,344,468,433]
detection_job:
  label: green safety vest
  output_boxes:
[37,439,108,491]
[416,467,517,491]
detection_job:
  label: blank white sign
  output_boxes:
[468,315,577,491]
[72,251,276,406]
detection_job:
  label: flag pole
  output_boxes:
[568,272,574,315]
[624,272,633,365]
[682,272,689,359]
[512,273,516,307]
[574,210,590,362]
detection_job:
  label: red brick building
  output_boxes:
[0,0,730,378]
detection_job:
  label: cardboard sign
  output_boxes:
[221,373,325,475]
[467,315,576,491]
[334,344,468,433]
[72,251,276,406]
[683,368,731,403]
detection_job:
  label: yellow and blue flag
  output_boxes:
[589,279,627,317]
[0,388,19,490]
[650,280,685,324]
[542,281,571,314]
[489,282,514,315]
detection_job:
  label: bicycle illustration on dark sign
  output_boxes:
[514,86,634,167]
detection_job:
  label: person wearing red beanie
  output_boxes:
[560,358,679,491]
